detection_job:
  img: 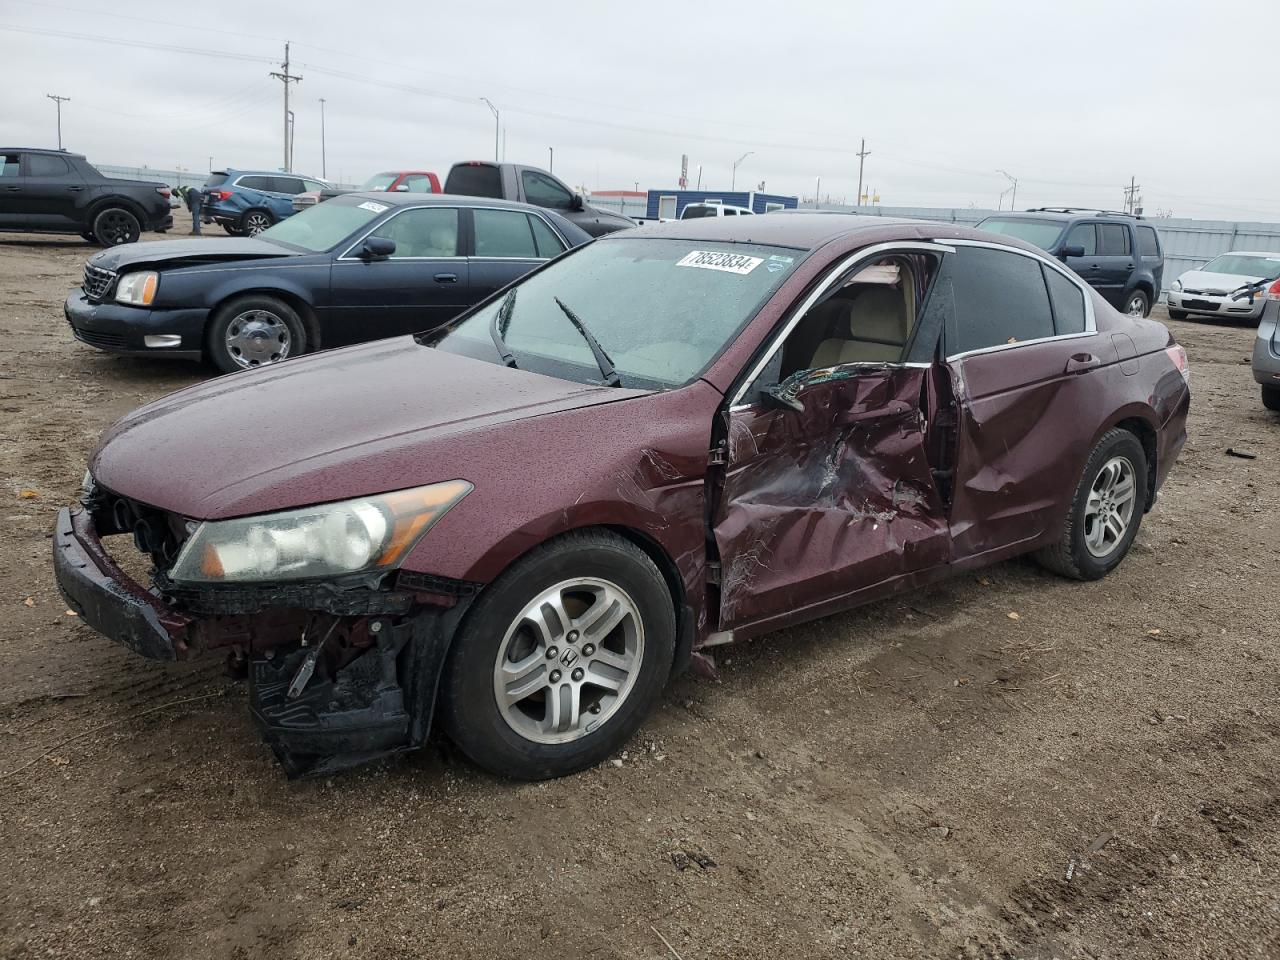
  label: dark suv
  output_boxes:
[976,208,1164,317]
[0,148,173,245]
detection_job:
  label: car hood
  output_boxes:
[90,338,646,520]
[88,237,300,272]
[1176,269,1267,294]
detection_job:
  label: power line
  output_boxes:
[0,24,276,64]
[46,94,70,149]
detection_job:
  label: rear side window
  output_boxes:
[0,154,19,177]
[529,215,566,257]
[28,154,71,177]
[1136,225,1160,257]
[445,164,503,198]
[238,175,271,191]
[473,209,537,258]
[946,247,1055,355]
[1097,223,1130,256]
[1065,223,1097,256]
[272,177,306,194]
[204,172,229,188]
[1043,267,1086,335]
[520,170,573,209]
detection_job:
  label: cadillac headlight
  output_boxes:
[116,271,159,306]
[168,480,472,584]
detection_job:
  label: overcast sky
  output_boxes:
[3,0,1277,220]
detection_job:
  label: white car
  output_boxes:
[679,202,755,220]
[1168,251,1280,322]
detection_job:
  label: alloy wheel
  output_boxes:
[1084,455,1137,558]
[225,309,291,368]
[1126,295,1147,317]
[492,577,644,745]
[98,210,135,245]
[244,212,271,236]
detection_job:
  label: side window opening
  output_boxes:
[1043,265,1087,335]
[943,246,1055,355]
[1136,225,1160,257]
[759,252,940,390]
[1066,223,1097,256]
[369,207,459,258]
[1097,223,1130,256]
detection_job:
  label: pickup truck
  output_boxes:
[292,170,442,214]
[443,162,633,236]
[0,147,173,245]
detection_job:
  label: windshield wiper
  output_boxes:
[490,289,518,368]
[553,297,621,387]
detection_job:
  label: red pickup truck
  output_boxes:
[292,170,441,212]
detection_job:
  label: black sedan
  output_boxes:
[63,194,591,372]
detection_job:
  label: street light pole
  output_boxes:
[319,98,327,180]
[997,169,1018,210]
[731,151,753,191]
[480,98,499,162]
[548,146,553,172]
[46,94,70,149]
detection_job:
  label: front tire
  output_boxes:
[1125,289,1151,318]
[1035,428,1148,581]
[1168,308,1188,320]
[240,208,273,237]
[91,207,141,246]
[1263,385,1280,412]
[441,530,676,780]
[206,295,306,373]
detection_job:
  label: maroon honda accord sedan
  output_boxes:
[54,213,1191,778]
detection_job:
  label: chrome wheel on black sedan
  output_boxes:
[207,294,307,374]
[442,530,675,780]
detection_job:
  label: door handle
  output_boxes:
[1065,352,1099,375]
[433,273,458,283]
[67,185,85,191]
[2,186,19,191]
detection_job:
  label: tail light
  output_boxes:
[1268,279,1280,302]
[155,187,171,199]
[216,190,233,201]
[1165,343,1190,385]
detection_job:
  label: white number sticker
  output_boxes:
[358,201,389,213]
[676,250,763,275]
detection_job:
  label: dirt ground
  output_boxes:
[0,225,1277,960]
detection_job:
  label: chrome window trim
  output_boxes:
[942,238,1097,362]
[336,205,464,261]
[728,241,957,408]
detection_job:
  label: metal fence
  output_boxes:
[798,202,1280,294]
[98,164,360,191]
[586,195,648,219]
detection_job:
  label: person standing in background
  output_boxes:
[186,186,203,235]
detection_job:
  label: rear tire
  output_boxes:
[1168,308,1188,320]
[206,295,306,373]
[240,208,273,237]
[221,222,241,236]
[91,207,141,246]
[1035,428,1148,581]
[440,530,676,780]
[1263,385,1280,412]
[1124,289,1151,318]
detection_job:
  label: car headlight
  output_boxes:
[116,271,159,306]
[1171,279,1182,292]
[168,480,472,584]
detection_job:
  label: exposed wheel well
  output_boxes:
[209,289,321,353]
[1114,416,1157,510]
[602,524,694,675]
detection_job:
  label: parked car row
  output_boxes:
[54,207,1194,780]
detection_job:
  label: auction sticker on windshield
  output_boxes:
[676,250,763,275]
[358,201,389,213]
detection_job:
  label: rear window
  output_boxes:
[204,172,229,188]
[1044,267,1086,335]
[444,164,503,198]
[975,217,1064,251]
[680,205,719,220]
[1136,225,1160,257]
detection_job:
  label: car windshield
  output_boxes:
[976,217,1065,251]
[428,238,804,389]
[1200,254,1280,277]
[257,197,388,252]
[362,173,398,191]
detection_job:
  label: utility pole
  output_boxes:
[480,98,499,161]
[1123,175,1141,214]
[318,98,327,179]
[548,146,553,172]
[695,164,702,190]
[731,151,753,191]
[815,176,821,208]
[287,111,296,172]
[269,42,301,172]
[997,169,1018,210]
[46,94,70,149]
[208,156,213,172]
[856,138,870,206]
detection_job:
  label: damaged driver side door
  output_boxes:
[710,244,955,633]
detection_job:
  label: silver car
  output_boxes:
[1168,251,1280,322]
[1254,291,1280,411]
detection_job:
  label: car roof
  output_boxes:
[980,209,1139,223]
[1206,250,1280,258]
[622,212,932,250]
[1,147,84,157]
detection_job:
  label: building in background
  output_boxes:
[645,189,799,220]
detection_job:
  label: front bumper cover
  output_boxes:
[64,290,207,359]
[53,506,191,660]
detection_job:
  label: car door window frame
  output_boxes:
[942,239,1096,362]
[470,207,568,260]
[336,205,464,261]
[729,241,956,410]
